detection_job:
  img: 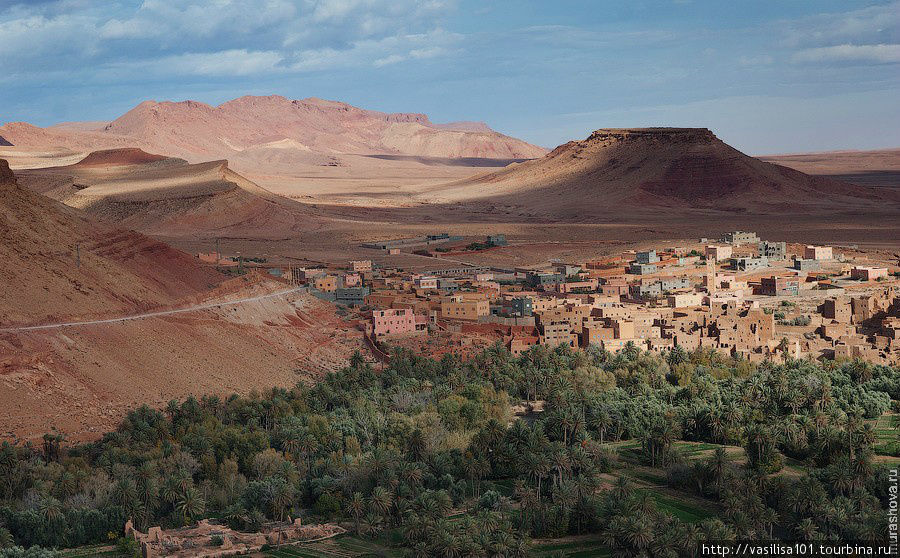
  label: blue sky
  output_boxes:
[1,0,898,154]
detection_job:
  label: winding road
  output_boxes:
[0,286,307,334]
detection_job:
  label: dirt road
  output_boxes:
[0,286,308,333]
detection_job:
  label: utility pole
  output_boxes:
[75,244,80,268]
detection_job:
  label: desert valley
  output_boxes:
[1,2,899,555]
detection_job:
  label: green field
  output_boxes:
[264,535,401,558]
[640,490,715,523]
[873,413,899,456]
[59,545,120,558]
[530,537,611,558]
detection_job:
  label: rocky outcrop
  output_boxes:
[0,158,15,185]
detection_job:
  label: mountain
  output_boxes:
[0,96,545,164]
[0,157,222,326]
[423,128,897,218]
[16,148,321,239]
[100,95,546,161]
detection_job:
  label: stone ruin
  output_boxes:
[125,517,345,557]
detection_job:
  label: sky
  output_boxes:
[1,0,898,154]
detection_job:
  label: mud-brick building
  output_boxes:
[822,297,852,323]
[713,307,775,353]
[372,308,427,337]
[759,275,799,296]
[441,294,490,321]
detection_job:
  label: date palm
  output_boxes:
[368,486,393,519]
[176,487,205,525]
[346,492,364,533]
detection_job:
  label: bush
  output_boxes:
[476,490,503,511]
[115,537,140,558]
[210,534,224,546]
[313,493,341,518]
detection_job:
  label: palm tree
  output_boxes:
[368,486,393,519]
[39,496,64,524]
[400,463,424,488]
[176,487,205,525]
[462,453,489,498]
[0,527,14,549]
[112,478,139,517]
[523,451,550,500]
[794,518,821,541]
[346,492,365,533]
[359,512,384,537]
[268,478,294,521]
[591,408,613,445]
[281,434,301,463]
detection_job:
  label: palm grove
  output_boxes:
[0,343,898,556]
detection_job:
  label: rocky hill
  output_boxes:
[0,158,222,325]
[426,128,897,218]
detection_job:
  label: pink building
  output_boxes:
[705,245,732,261]
[804,246,833,260]
[372,308,427,337]
[343,273,361,287]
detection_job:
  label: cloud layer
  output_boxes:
[1,0,898,153]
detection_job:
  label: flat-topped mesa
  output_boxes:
[585,127,719,144]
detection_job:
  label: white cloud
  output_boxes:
[781,1,900,48]
[792,43,900,64]
[0,0,460,80]
[288,28,461,71]
[159,49,285,76]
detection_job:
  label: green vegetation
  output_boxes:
[871,413,900,456]
[0,346,897,556]
[778,315,811,326]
